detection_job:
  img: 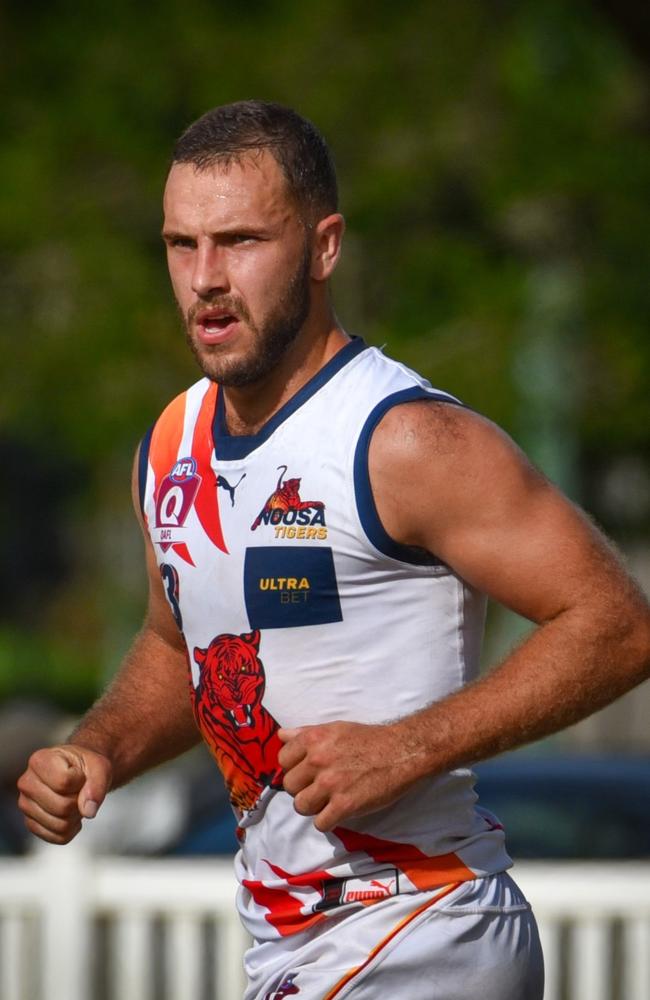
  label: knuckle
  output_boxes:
[304,745,327,769]
[333,791,352,815]
[318,768,342,796]
[16,774,30,796]
[27,750,46,774]
[317,771,335,793]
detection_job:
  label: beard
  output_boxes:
[183,244,312,388]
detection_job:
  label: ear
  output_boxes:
[310,213,345,281]
[241,629,260,651]
[194,646,207,666]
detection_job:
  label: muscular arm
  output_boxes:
[280,402,650,830]
[17,448,200,843]
[69,451,199,783]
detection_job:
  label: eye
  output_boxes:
[240,665,248,673]
[164,235,196,250]
[227,233,260,246]
[218,673,223,679]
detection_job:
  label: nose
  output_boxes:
[191,242,230,299]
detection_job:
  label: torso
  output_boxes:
[140,338,510,942]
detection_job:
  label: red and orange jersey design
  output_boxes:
[192,629,284,813]
[145,382,227,564]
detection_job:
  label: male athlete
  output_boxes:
[18,101,650,999]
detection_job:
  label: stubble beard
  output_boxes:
[183,245,312,388]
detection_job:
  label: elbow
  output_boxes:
[617,599,650,688]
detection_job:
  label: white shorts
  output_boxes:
[245,872,544,1000]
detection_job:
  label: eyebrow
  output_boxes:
[161,223,274,238]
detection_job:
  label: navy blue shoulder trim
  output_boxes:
[353,387,463,567]
[137,423,154,516]
[213,337,367,460]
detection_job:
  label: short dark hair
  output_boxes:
[171,100,338,219]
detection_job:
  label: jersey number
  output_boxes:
[160,563,183,631]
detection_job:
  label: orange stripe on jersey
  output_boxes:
[333,827,475,891]
[148,390,188,506]
[191,383,227,554]
[322,881,461,999]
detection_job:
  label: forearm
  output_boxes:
[278,590,649,832]
[396,595,650,780]
[69,626,200,788]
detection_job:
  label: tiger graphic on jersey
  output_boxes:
[251,465,325,530]
[192,630,284,812]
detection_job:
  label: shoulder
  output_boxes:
[367,398,546,555]
[369,397,531,476]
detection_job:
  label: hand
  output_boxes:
[278,721,422,832]
[17,744,113,845]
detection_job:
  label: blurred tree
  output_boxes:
[593,0,650,72]
[1,0,648,705]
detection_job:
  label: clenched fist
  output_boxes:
[17,745,112,845]
[278,721,426,832]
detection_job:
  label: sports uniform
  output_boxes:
[139,338,543,997]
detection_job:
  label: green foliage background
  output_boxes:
[1,0,649,707]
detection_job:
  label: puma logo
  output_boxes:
[370,878,395,895]
[217,472,246,507]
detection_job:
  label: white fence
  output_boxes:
[1,847,649,1000]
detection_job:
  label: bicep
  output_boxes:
[430,448,617,624]
[370,403,631,625]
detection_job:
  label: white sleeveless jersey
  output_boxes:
[139,339,510,943]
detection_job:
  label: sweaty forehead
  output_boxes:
[163,152,296,231]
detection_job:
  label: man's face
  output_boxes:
[162,152,312,387]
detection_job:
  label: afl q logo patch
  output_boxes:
[154,457,201,552]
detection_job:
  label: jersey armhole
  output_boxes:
[353,387,463,566]
[137,423,155,517]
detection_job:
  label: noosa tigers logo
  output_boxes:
[251,465,326,536]
[192,629,284,813]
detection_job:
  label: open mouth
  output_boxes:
[195,309,240,343]
[228,704,253,728]
[202,314,237,333]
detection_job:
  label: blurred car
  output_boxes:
[170,752,650,860]
[474,752,650,860]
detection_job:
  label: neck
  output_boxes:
[221,311,350,437]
